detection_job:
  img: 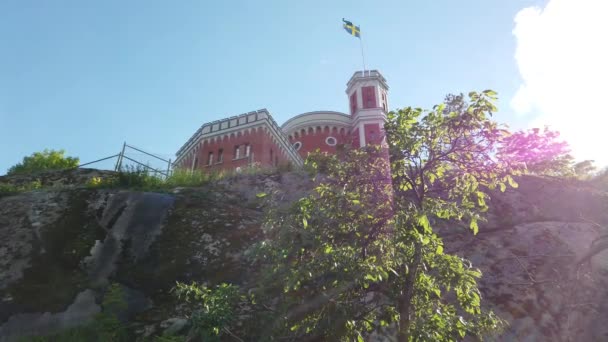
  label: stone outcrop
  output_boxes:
[0,170,606,341]
[440,176,608,341]
[0,171,310,341]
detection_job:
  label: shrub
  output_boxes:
[171,282,244,341]
[7,149,79,175]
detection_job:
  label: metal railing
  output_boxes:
[77,142,173,179]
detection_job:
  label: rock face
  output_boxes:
[445,176,608,342]
[0,188,174,340]
[0,171,310,341]
[0,171,607,341]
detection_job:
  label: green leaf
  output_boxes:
[417,214,431,233]
[470,218,479,235]
[507,175,519,188]
[256,192,268,198]
[436,245,444,254]
[499,182,506,192]
[476,191,486,207]
[364,274,377,282]
[302,217,308,228]
[324,245,333,254]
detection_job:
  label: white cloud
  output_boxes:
[511,0,608,166]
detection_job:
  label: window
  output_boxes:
[381,92,388,112]
[350,91,357,114]
[207,152,213,165]
[270,149,274,164]
[234,145,240,159]
[325,137,337,146]
[193,156,199,170]
[245,144,251,157]
[218,148,223,163]
[293,141,302,150]
[362,86,376,108]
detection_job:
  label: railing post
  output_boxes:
[166,159,172,179]
[115,141,126,171]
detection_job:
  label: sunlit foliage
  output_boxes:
[7,149,79,175]
[254,90,512,341]
[171,282,244,341]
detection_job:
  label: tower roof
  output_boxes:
[346,70,389,94]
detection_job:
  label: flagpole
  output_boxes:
[359,35,366,75]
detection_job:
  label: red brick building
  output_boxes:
[174,70,389,172]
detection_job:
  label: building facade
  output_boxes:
[174,70,389,172]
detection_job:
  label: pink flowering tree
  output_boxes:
[497,127,574,176]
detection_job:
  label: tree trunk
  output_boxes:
[398,242,422,342]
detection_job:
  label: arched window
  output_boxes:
[218,149,224,163]
[234,145,240,159]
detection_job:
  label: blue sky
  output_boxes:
[1,0,562,173]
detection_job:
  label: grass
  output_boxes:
[88,165,281,192]
[87,167,216,191]
[1,163,291,196]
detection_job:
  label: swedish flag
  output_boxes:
[342,18,360,38]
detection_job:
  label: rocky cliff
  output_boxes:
[0,169,607,341]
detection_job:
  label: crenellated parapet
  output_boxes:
[174,109,302,168]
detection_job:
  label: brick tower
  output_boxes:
[346,69,393,207]
[345,70,389,149]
